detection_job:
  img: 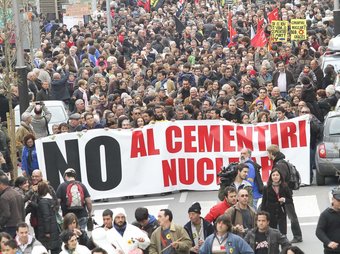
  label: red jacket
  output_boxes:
[204,199,231,223]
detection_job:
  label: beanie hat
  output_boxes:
[188,202,201,214]
[249,70,257,76]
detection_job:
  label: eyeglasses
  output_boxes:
[301,111,310,114]
[240,194,249,197]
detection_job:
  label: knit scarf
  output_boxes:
[114,222,127,236]
[79,87,88,108]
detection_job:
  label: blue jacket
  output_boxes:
[246,159,262,199]
[199,232,254,254]
[21,146,39,176]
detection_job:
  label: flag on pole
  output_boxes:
[257,18,264,32]
[150,0,165,10]
[268,8,279,23]
[137,0,150,12]
[227,11,237,40]
[173,15,185,34]
[251,28,268,47]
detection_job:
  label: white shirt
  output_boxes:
[277,71,287,92]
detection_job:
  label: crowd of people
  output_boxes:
[0,0,340,252]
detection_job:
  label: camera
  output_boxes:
[218,162,238,187]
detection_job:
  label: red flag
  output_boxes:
[251,28,268,47]
[137,0,150,12]
[257,18,264,33]
[268,8,279,23]
[227,11,237,40]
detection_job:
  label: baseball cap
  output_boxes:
[64,168,76,177]
[69,113,81,120]
[332,186,340,200]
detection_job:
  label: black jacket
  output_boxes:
[272,153,290,184]
[313,66,324,90]
[37,197,61,250]
[51,72,70,101]
[36,89,51,101]
[0,94,9,123]
[184,217,214,253]
[316,207,340,253]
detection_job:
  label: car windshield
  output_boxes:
[327,117,340,135]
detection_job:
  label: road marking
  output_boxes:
[288,222,318,226]
[293,195,320,218]
[179,192,188,203]
[92,197,174,207]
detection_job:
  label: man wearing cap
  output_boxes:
[184,202,214,254]
[149,209,191,254]
[68,113,83,132]
[107,207,150,253]
[316,186,340,254]
[56,168,92,230]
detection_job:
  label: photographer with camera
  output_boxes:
[217,163,253,207]
[25,101,51,138]
[231,164,253,207]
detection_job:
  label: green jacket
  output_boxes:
[149,223,192,254]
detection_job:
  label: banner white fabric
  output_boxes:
[36,116,310,199]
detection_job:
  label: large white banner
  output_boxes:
[36,117,310,199]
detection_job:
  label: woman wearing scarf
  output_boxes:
[260,168,292,235]
[21,134,39,177]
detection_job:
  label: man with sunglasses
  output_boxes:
[316,186,340,254]
[225,189,256,238]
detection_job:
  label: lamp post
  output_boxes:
[12,0,29,116]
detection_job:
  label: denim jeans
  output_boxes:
[78,217,88,231]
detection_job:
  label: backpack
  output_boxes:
[66,181,85,210]
[248,160,264,194]
[283,160,301,190]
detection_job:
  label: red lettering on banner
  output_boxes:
[280,122,297,148]
[197,158,214,185]
[130,130,147,158]
[146,129,160,155]
[270,123,279,145]
[162,159,177,187]
[197,126,220,152]
[184,126,197,152]
[299,120,307,147]
[222,125,236,152]
[179,158,195,185]
[236,126,253,150]
[260,157,272,182]
[254,125,268,151]
[166,126,182,153]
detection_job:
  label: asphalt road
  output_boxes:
[91,176,339,254]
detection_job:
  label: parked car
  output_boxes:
[15,100,69,135]
[315,110,340,185]
[321,35,340,73]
